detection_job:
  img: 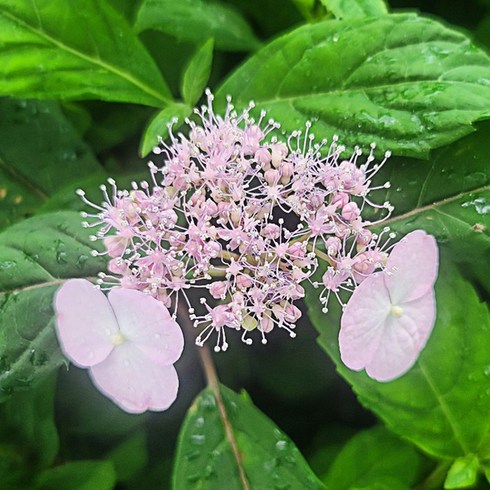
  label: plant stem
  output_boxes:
[177,304,251,490]
[413,461,451,490]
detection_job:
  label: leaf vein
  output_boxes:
[0,9,168,107]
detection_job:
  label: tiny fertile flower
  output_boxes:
[77,90,394,351]
[339,230,439,382]
[54,279,184,413]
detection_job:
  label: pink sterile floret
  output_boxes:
[54,279,184,413]
[339,230,439,382]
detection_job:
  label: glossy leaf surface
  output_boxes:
[0,0,171,106]
[0,212,106,401]
[173,385,324,489]
[218,14,490,157]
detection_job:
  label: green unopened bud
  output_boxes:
[243,315,258,331]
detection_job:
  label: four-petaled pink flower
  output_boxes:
[339,230,439,382]
[54,279,184,413]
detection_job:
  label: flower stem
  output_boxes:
[306,242,334,266]
[177,303,251,490]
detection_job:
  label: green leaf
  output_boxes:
[0,442,26,490]
[288,0,328,22]
[0,0,171,106]
[0,375,59,468]
[173,385,324,489]
[369,122,490,218]
[0,211,107,401]
[106,432,148,482]
[182,39,214,106]
[0,98,104,229]
[139,103,192,157]
[445,454,479,489]
[385,188,490,293]
[135,0,260,52]
[306,263,490,460]
[368,122,490,292]
[35,461,116,490]
[217,14,490,158]
[320,0,387,18]
[323,426,422,489]
[290,0,316,15]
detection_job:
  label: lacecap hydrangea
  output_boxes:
[78,91,395,352]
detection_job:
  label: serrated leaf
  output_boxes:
[135,0,260,52]
[35,460,116,490]
[217,14,490,157]
[139,103,192,157]
[306,264,490,460]
[323,426,421,489]
[445,454,479,489]
[320,0,387,18]
[0,0,171,106]
[182,39,214,106]
[0,211,107,401]
[173,385,324,489]
[0,98,104,230]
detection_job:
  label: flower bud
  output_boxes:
[264,169,279,185]
[271,142,288,168]
[255,147,271,165]
[209,281,228,299]
[243,315,258,331]
[259,315,274,333]
[342,202,360,222]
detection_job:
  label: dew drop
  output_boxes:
[185,450,200,461]
[76,254,88,269]
[0,260,17,270]
[186,474,201,483]
[275,440,287,451]
[190,434,206,446]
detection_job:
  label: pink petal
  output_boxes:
[107,288,184,366]
[54,279,117,367]
[365,290,436,382]
[385,230,439,304]
[339,273,392,371]
[89,342,179,414]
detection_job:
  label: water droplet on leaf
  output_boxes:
[190,434,206,446]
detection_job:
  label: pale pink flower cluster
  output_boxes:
[78,91,394,352]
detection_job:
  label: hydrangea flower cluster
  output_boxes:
[78,91,394,352]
